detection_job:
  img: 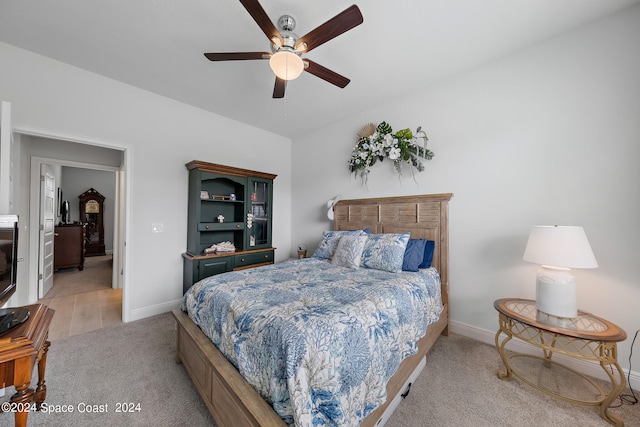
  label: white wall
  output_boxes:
[0,41,292,321]
[292,5,640,381]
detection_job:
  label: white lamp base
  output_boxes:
[535,266,577,318]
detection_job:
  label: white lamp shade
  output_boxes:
[523,225,597,269]
[269,50,304,80]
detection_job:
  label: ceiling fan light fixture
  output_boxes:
[269,50,304,80]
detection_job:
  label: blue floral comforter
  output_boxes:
[181,258,443,427]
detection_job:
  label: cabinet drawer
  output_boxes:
[199,222,244,231]
[234,251,273,269]
[199,257,233,280]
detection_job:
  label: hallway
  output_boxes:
[37,255,122,340]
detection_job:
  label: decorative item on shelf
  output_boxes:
[523,225,598,318]
[349,121,434,186]
[217,214,225,223]
[326,195,342,220]
[297,244,307,259]
[246,211,254,229]
[200,191,209,199]
[211,194,232,200]
[204,241,236,254]
[229,193,236,201]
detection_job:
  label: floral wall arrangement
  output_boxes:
[348,121,434,185]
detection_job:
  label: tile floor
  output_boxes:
[37,255,122,340]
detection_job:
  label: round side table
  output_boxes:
[494,298,627,426]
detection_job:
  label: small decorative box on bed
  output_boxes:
[173,193,452,427]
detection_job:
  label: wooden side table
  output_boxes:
[494,298,627,426]
[0,304,54,427]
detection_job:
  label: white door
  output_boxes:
[39,165,56,298]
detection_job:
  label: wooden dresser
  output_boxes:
[54,224,85,271]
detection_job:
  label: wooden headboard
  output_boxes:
[333,193,452,307]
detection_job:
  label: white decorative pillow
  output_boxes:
[312,230,366,260]
[331,235,368,269]
[361,232,411,273]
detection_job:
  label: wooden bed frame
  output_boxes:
[172,193,452,427]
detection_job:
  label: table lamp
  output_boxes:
[522,225,598,318]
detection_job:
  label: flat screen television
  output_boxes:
[0,214,18,305]
[0,214,29,335]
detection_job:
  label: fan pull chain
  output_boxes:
[282,92,287,118]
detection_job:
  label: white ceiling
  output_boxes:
[1,0,638,139]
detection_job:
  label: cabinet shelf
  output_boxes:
[200,199,244,204]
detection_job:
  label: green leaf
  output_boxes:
[395,128,413,140]
[377,122,392,135]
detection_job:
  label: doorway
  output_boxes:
[18,128,131,335]
[40,165,121,339]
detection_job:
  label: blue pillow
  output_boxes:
[402,239,427,272]
[419,240,435,269]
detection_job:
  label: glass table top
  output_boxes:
[504,299,607,333]
[494,298,626,341]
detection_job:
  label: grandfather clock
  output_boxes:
[79,188,106,256]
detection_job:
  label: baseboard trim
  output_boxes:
[449,320,639,392]
[129,298,182,322]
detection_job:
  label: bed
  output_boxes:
[172,193,452,427]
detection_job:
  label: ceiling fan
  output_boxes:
[204,0,363,98]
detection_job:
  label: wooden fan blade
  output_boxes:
[240,0,283,45]
[273,77,286,98]
[204,52,270,61]
[295,5,363,53]
[304,60,350,88]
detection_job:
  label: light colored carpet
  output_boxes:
[5,313,638,426]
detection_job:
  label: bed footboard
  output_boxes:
[172,309,287,427]
[173,305,448,427]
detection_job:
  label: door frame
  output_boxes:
[20,124,132,322]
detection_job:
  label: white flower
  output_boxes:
[359,151,368,159]
[388,147,401,160]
